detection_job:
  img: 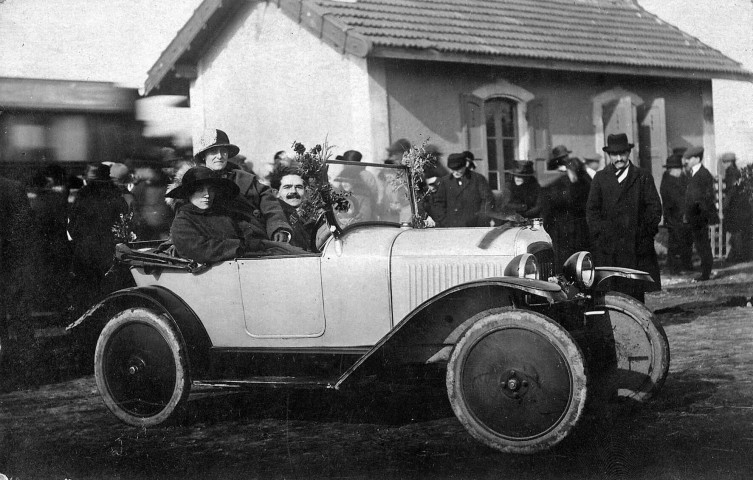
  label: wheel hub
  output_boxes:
[501,369,531,399]
[127,356,146,376]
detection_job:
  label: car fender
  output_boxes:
[67,285,213,377]
[335,277,565,388]
[593,266,655,291]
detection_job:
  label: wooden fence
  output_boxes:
[711,176,730,259]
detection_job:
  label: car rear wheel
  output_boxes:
[589,292,670,402]
[446,308,587,454]
[94,308,190,427]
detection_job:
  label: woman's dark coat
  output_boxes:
[586,163,662,290]
[170,203,249,263]
[171,203,306,264]
[432,171,495,227]
[507,178,541,218]
[541,171,591,266]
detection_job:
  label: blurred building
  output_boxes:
[0,0,203,182]
[0,77,142,182]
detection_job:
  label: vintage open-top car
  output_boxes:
[69,160,669,454]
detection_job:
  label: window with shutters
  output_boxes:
[460,80,534,192]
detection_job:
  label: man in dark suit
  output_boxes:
[660,152,693,273]
[682,146,717,281]
[432,153,495,227]
[586,133,663,299]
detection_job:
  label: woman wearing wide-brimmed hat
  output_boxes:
[540,156,591,266]
[504,160,540,218]
[167,166,305,263]
[193,128,292,244]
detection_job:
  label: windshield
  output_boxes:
[326,161,415,228]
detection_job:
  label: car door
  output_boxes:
[238,255,325,338]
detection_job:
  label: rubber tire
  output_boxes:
[592,292,670,402]
[446,308,587,454]
[94,308,190,427]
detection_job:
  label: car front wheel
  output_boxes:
[446,308,587,454]
[94,308,190,427]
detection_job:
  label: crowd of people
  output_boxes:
[1,127,750,381]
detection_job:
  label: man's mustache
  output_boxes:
[286,192,302,200]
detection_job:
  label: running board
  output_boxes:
[193,377,337,389]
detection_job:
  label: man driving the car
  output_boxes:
[268,164,318,251]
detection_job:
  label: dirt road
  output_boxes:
[1,282,752,480]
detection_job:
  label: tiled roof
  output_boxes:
[313,0,750,79]
[145,0,751,95]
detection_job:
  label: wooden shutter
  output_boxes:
[639,98,667,183]
[603,96,639,165]
[460,93,487,178]
[527,97,550,179]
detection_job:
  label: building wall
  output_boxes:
[639,0,753,168]
[383,60,708,182]
[190,1,378,175]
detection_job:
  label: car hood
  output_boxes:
[389,225,552,318]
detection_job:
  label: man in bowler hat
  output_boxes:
[586,133,662,299]
[660,151,693,273]
[432,153,495,227]
[682,146,717,281]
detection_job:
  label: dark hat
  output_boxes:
[550,145,571,161]
[335,150,363,162]
[85,163,112,183]
[386,138,411,154]
[447,153,468,170]
[505,160,535,177]
[672,147,687,156]
[663,154,683,169]
[194,129,240,161]
[602,134,634,154]
[424,162,449,180]
[720,152,737,163]
[165,166,239,199]
[424,144,443,158]
[682,146,704,159]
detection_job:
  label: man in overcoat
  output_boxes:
[195,128,292,243]
[720,152,752,263]
[659,152,693,273]
[432,153,495,227]
[682,146,717,281]
[586,133,662,299]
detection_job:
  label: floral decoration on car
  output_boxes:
[292,140,351,223]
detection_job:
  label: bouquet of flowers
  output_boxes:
[112,212,137,244]
[292,140,351,223]
[394,139,438,228]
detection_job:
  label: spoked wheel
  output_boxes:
[94,308,190,427]
[447,308,587,454]
[589,292,670,402]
